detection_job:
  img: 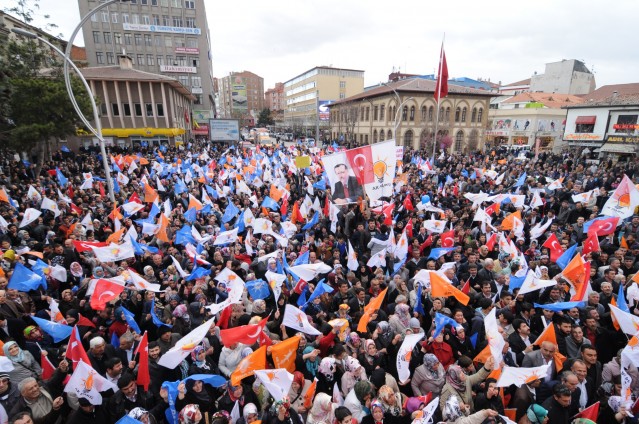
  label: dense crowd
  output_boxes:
[0,140,637,424]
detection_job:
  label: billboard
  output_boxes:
[122,23,201,35]
[209,119,240,142]
[232,77,248,109]
[193,110,212,121]
[318,100,332,121]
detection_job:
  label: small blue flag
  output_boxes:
[533,301,585,312]
[111,330,120,348]
[297,286,308,307]
[184,207,197,223]
[222,202,239,223]
[294,251,309,266]
[186,266,210,281]
[245,279,270,300]
[31,316,73,342]
[312,180,326,190]
[151,303,172,328]
[470,333,479,349]
[116,415,142,424]
[175,225,197,246]
[556,243,577,269]
[618,284,630,313]
[8,262,46,292]
[305,279,333,307]
[56,168,68,187]
[174,178,188,195]
[414,284,425,316]
[261,196,279,211]
[514,172,527,188]
[508,274,527,291]
[302,211,319,230]
[433,312,458,338]
[428,247,455,260]
[61,145,71,153]
[120,306,141,334]
[183,374,227,388]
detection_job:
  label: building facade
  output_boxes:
[77,0,214,134]
[530,59,596,95]
[217,71,264,127]
[486,92,584,152]
[284,66,365,138]
[74,54,194,149]
[328,78,493,152]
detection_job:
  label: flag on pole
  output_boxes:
[254,369,294,402]
[64,360,118,405]
[282,304,321,336]
[66,326,90,369]
[157,318,215,369]
[270,335,301,373]
[231,345,267,387]
[357,288,388,332]
[434,44,449,102]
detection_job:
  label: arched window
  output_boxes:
[379,130,385,141]
[471,107,477,123]
[409,106,415,121]
[461,107,467,123]
[428,106,434,122]
[402,106,408,121]
[477,108,483,122]
[468,130,479,152]
[389,106,395,122]
[373,130,378,143]
[445,107,450,122]
[454,130,464,152]
[455,107,461,122]
[439,107,445,122]
[421,106,427,122]
[380,105,385,121]
[387,129,392,140]
[403,130,413,148]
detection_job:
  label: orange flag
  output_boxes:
[144,184,158,203]
[488,367,502,380]
[139,157,149,165]
[271,335,300,373]
[430,272,470,305]
[291,202,303,224]
[357,288,388,332]
[554,351,567,372]
[106,228,125,244]
[231,345,266,387]
[109,205,123,221]
[156,214,170,243]
[633,272,639,284]
[188,194,203,211]
[611,296,620,331]
[0,188,8,203]
[270,185,284,202]
[533,323,557,346]
[473,344,491,365]
[621,236,629,249]
[563,254,586,292]
[303,378,317,409]
[500,210,522,231]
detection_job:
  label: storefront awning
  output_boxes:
[599,143,637,154]
[575,116,596,125]
[100,128,186,138]
[192,125,209,136]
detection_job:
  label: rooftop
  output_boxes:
[501,78,531,87]
[503,92,585,108]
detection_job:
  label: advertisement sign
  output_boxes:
[232,80,248,109]
[565,133,603,141]
[318,101,332,121]
[321,140,397,206]
[160,65,197,74]
[191,87,203,94]
[175,47,200,55]
[607,135,639,143]
[209,119,240,142]
[123,23,201,35]
[396,146,404,161]
[193,110,212,121]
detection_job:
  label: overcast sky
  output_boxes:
[27,0,638,91]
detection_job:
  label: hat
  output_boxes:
[339,304,350,311]
[89,336,105,349]
[526,404,548,423]
[409,318,421,329]
[268,258,276,264]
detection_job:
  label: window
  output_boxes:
[360,107,364,121]
[103,32,112,44]
[100,103,107,116]
[157,55,164,65]
[123,104,131,116]
[178,75,189,87]
[194,94,203,105]
[160,0,169,6]
[101,11,109,22]
[339,81,346,89]
[162,15,170,26]
[112,103,120,116]
[421,106,427,121]
[191,76,201,87]
[156,104,164,117]
[93,31,100,44]
[373,106,378,121]
[91,13,97,22]
[142,15,150,25]
[114,33,122,45]
[165,36,172,47]
[137,54,144,65]
[403,130,413,148]
[124,33,132,45]
[106,52,114,64]
[428,106,434,122]
[439,107,444,122]
[154,35,162,46]
[379,130,385,141]
[185,0,195,8]
[171,0,182,7]
[402,106,408,121]
[122,14,129,23]
[365,107,369,121]
[471,108,477,123]
[172,16,183,27]
[111,13,118,23]
[455,107,460,122]
[132,14,139,24]
[339,93,345,99]
[147,54,154,65]
[614,115,637,134]
[176,55,186,66]
[175,38,185,47]
[152,0,158,5]
[191,58,199,67]
[455,131,464,151]
[373,130,378,143]
[365,135,368,144]
[461,107,467,123]
[380,105,385,121]
[145,103,154,117]
[445,107,450,121]
[96,52,104,64]
[186,37,197,48]
[134,34,142,45]
[166,55,173,64]
[134,104,143,116]
[409,106,415,121]
[144,34,152,46]
[387,130,392,140]
[186,17,196,28]
[141,0,148,4]
[152,14,160,25]
[477,108,483,122]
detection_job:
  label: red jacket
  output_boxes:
[425,341,454,369]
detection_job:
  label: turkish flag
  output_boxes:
[441,230,455,248]
[486,233,497,251]
[588,217,619,236]
[72,240,108,253]
[219,317,268,347]
[77,314,96,328]
[135,332,150,391]
[403,194,414,211]
[485,202,500,216]
[542,234,564,262]
[70,203,83,215]
[98,182,105,198]
[218,305,232,330]
[382,202,394,226]
[345,145,374,185]
[582,233,600,256]
[461,278,471,295]
[281,197,288,216]
[419,235,433,255]
[405,219,413,238]
[90,279,125,311]
[41,351,56,380]
[573,401,599,421]
[434,45,449,102]
[65,326,90,369]
[129,192,142,204]
[294,279,308,295]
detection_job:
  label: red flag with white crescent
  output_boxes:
[90,279,125,311]
[219,317,268,347]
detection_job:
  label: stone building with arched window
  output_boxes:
[327,77,494,153]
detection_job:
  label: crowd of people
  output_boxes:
[0,139,637,424]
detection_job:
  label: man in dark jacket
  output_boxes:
[66,398,109,424]
[108,374,165,423]
[542,383,572,424]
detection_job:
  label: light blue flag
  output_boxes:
[556,243,577,269]
[427,247,455,260]
[56,168,68,186]
[116,416,142,424]
[294,251,309,266]
[8,262,46,292]
[162,380,180,424]
[111,330,120,348]
[174,178,187,195]
[534,301,585,312]
[112,177,120,194]
[31,259,52,287]
[302,211,319,230]
[514,172,527,188]
[186,266,210,281]
[222,202,239,223]
[31,316,73,342]
[414,284,425,316]
[508,274,527,291]
[261,196,279,211]
[245,279,270,300]
[312,180,326,190]
[183,374,227,388]
[175,225,197,246]
[148,202,161,218]
[618,284,630,313]
[151,303,172,328]
[433,312,458,338]
[392,258,406,276]
[305,280,333,307]
[184,207,197,223]
[297,286,308,307]
[129,236,145,256]
[120,306,141,334]
[470,333,479,349]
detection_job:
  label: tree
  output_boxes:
[257,108,274,127]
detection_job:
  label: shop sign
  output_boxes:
[564,133,602,141]
[160,65,197,73]
[606,135,639,143]
[175,47,200,54]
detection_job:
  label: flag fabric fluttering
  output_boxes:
[434,44,449,102]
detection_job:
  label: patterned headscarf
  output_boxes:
[318,357,337,380]
[395,303,411,327]
[128,408,148,421]
[178,404,200,424]
[271,396,291,417]
[422,354,444,378]
[446,365,466,392]
[173,304,189,318]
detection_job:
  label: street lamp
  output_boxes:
[381,82,413,144]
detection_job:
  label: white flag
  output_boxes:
[289,263,333,281]
[213,228,239,245]
[50,265,67,282]
[122,201,145,216]
[531,191,544,209]
[366,249,387,269]
[496,364,550,387]
[128,160,138,175]
[64,360,118,405]
[412,397,439,424]
[40,197,61,217]
[206,268,245,315]
[347,241,359,271]
[602,174,639,219]
[485,308,505,367]
[81,214,94,231]
[610,304,639,336]
[266,271,286,303]
[423,219,447,234]
[122,269,164,292]
[252,218,273,234]
[27,185,42,201]
[117,172,130,186]
[156,177,165,192]
[254,369,294,402]
[529,218,553,240]
[282,304,321,336]
[396,333,423,384]
[91,242,135,262]
[170,255,188,278]
[19,208,42,228]
[0,215,8,230]
[517,270,556,296]
[158,318,215,369]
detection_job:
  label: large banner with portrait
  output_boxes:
[322,140,397,206]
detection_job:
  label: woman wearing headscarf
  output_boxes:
[281,371,306,414]
[341,356,367,397]
[598,395,632,423]
[265,396,303,424]
[189,300,206,327]
[316,357,337,398]
[175,379,215,417]
[423,330,454,369]
[373,322,393,350]
[360,399,385,424]
[377,386,406,418]
[178,404,203,424]
[439,357,494,417]
[411,353,446,399]
[345,332,364,359]
[59,289,80,317]
[3,341,42,382]
[358,339,384,376]
[234,403,260,424]
[188,345,217,375]
[218,342,245,378]
[128,407,153,424]
[172,303,192,335]
[307,393,337,424]
[217,381,260,416]
[472,378,504,416]
[389,303,411,336]
[301,346,320,380]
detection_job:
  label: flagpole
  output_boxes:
[432,39,445,163]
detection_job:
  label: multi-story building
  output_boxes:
[530,59,596,95]
[74,53,194,149]
[77,0,214,133]
[217,71,264,127]
[328,77,493,152]
[486,92,585,152]
[284,66,365,138]
[265,82,284,127]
